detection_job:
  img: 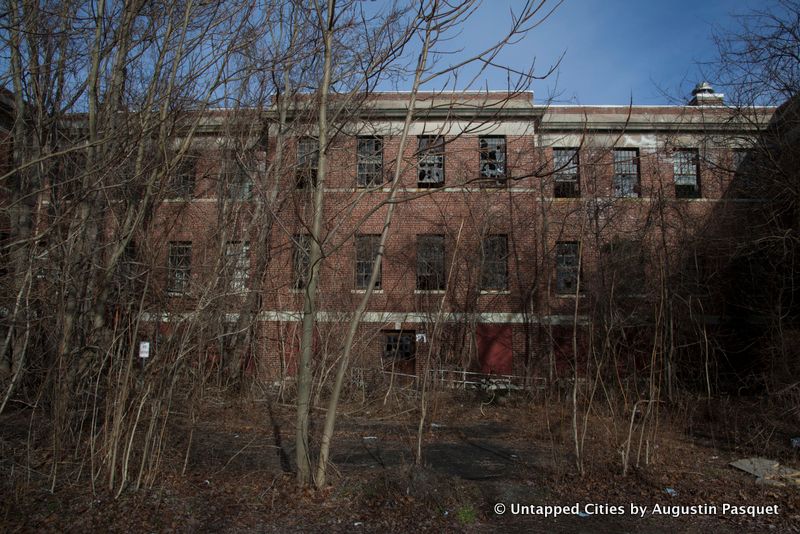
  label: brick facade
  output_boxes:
[139,91,774,382]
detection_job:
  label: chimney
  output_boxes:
[689,82,724,106]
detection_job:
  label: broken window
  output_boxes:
[553,148,579,198]
[357,136,383,187]
[556,241,580,294]
[613,148,640,197]
[297,137,319,189]
[169,153,196,199]
[479,136,506,186]
[418,135,444,187]
[355,234,381,290]
[293,234,311,290]
[673,149,700,198]
[382,330,416,360]
[416,234,445,291]
[225,241,250,293]
[167,241,192,296]
[480,234,508,291]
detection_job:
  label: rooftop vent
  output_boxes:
[689,82,724,106]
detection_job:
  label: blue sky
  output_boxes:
[410,0,768,104]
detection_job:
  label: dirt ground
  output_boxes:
[1,387,799,533]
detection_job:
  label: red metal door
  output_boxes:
[476,324,513,375]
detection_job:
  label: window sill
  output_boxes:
[480,289,510,295]
[555,293,585,298]
[351,289,383,294]
[414,289,446,294]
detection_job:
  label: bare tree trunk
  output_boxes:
[296,0,337,487]
[313,19,434,485]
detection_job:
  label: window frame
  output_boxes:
[479,135,507,187]
[673,148,701,198]
[225,240,250,293]
[357,136,383,187]
[480,234,509,291]
[417,135,445,188]
[416,234,446,291]
[355,234,382,290]
[613,148,640,198]
[553,148,580,198]
[170,153,197,199]
[555,241,581,295]
[382,330,416,361]
[167,241,192,296]
[297,137,319,189]
[224,153,255,200]
[293,234,311,290]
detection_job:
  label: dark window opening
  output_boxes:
[601,238,645,296]
[732,148,755,195]
[297,137,319,189]
[293,234,311,290]
[480,234,508,290]
[355,234,381,289]
[170,153,196,199]
[225,154,255,200]
[382,330,416,361]
[168,241,192,296]
[556,241,580,294]
[416,234,445,290]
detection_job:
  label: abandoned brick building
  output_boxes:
[113,85,775,383]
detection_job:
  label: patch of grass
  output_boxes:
[455,503,477,524]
